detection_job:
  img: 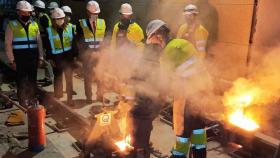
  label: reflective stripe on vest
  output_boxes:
[43,13,52,26]
[79,18,105,49]
[196,40,207,52]
[172,136,190,156]
[175,55,198,78]
[9,20,38,50]
[190,128,207,145]
[47,24,73,54]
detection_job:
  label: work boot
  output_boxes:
[72,90,77,95]
[67,99,75,107]
[169,155,186,158]
[86,98,93,104]
[191,148,206,158]
[41,80,52,87]
[38,78,52,87]
[5,110,25,126]
[54,94,63,100]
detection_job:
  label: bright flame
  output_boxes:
[223,78,262,131]
[229,110,259,131]
[115,135,133,152]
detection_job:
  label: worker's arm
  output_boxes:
[71,26,79,58]
[99,20,107,49]
[40,15,49,29]
[43,31,52,60]
[110,23,118,49]
[36,31,44,60]
[127,23,145,49]
[5,26,14,64]
[75,21,83,42]
[176,24,186,39]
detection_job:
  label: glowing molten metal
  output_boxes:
[115,135,133,152]
[229,109,259,131]
[224,79,261,131]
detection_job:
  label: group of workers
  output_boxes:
[4,0,209,158]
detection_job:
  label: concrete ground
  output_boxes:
[0,41,232,158]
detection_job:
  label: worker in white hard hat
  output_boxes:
[33,0,54,87]
[61,6,73,25]
[76,0,106,103]
[44,8,78,106]
[33,0,52,30]
[177,4,209,59]
[48,1,59,11]
[111,3,144,49]
[146,19,210,158]
[5,0,44,107]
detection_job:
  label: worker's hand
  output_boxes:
[9,61,16,71]
[38,59,44,68]
[49,60,56,67]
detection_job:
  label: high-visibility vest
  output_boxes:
[8,20,39,50]
[79,18,106,49]
[177,24,208,58]
[46,23,74,54]
[160,39,199,78]
[111,21,144,49]
[34,13,51,32]
[43,13,52,26]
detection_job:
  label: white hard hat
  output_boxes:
[31,5,34,11]
[86,1,100,14]
[51,8,65,19]
[183,4,199,15]
[61,6,72,14]
[119,3,133,15]
[48,1,59,9]
[16,0,33,12]
[33,0,45,9]
[146,19,167,38]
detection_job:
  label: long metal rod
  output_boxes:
[246,0,259,72]
[0,91,27,112]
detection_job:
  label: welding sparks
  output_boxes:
[229,109,259,131]
[115,135,133,152]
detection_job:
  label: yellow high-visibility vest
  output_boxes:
[8,20,39,49]
[111,22,144,49]
[177,24,208,58]
[160,39,199,78]
[79,18,106,49]
[46,23,74,54]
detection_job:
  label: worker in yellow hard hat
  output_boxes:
[146,19,208,158]
[177,4,209,59]
[111,3,144,49]
[76,1,106,103]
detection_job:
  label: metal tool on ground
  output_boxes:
[45,118,68,133]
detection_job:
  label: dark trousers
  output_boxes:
[81,51,100,100]
[14,50,38,106]
[52,53,74,100]
[183,106,206,158]
[126,98,161,158]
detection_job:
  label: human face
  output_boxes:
[55,18,65,27]
[18,10,31,22]
[184,13,196,24]
[87,10,98,21]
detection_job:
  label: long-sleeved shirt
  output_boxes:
[5,19,44,63]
